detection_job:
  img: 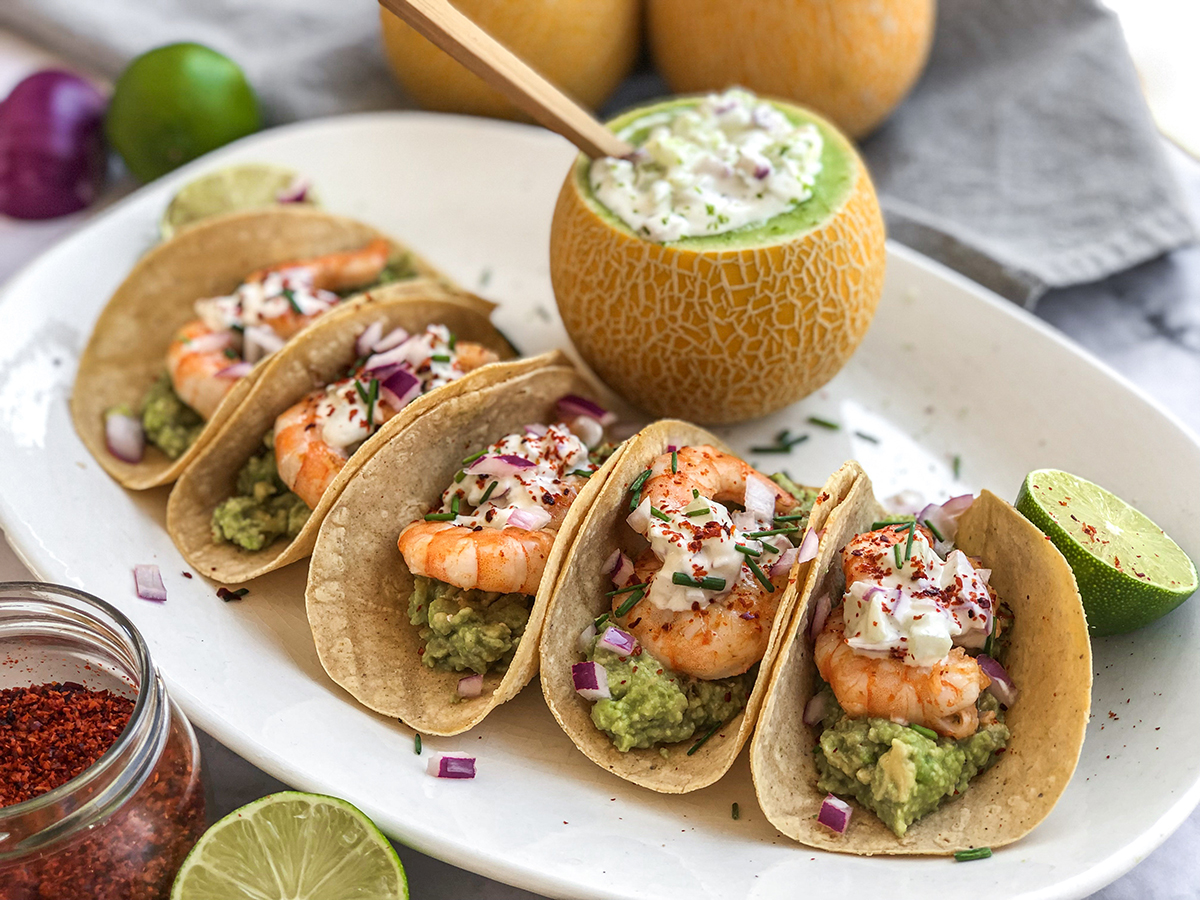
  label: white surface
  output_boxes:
[0,113,1198,900]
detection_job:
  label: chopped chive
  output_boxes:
[462,449,487,465]
[699,576,726,591]
[684,507,711,517]
[904,522,916,562]
[414,733,422,755]
[775,429,792,445]
[448,332,457,350]
[366,378,379,428]
[424,512,455,521]
[230,323,245,334]
[692,488,700,499]
[629,469,652,494]
[450,494,460,516]
[223,347,238,360]
[355,380,370,405]
[984,615,997,657]
[614,588,645,617]
[806,415,839,430]
[454,470,467,483]
[479,480,498,504]
[431,354,452,363]
[687,722,722,755]
[744,525,798,538]
[911,724,939,741]
[758,541,781,555]
[871,518,910,529]
[954,847,992,862]
[746,556,776,592]
[924,518,945,542]
[854,431,880,444]
[785,434,810,448]
[774,512,808,521]
[750,445,792,454]
[282,287,301,314]
[594,612,610,629]
[650,506,671,522]
[731,802,740,820]
[894,543,903,569]
[671,450,678,473]
[569,468,593,478]
[735,544,762,557]
[605,582,648,597]
[953,455,962,479]
[217,587,250,602]
[672,572,699,587]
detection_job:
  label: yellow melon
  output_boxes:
[647,0,936,139]
[549,97,886,424]
[380,0,641,120]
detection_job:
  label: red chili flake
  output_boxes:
[181,572,193,579]
[724,691,732,703]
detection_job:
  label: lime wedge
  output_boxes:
[161,164,318,238]
[171,792,407,900]
[1016,469,1197,636]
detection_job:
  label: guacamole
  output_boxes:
[210,432,310,551]
[334,254,417,297]
[585,636,752,752]
[408,575,532,676]
[770,472,818,526]
[813,688,1009,837]
[141,374,205,459]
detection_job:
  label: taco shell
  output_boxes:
[72,206,446,490]
[165,288,523,583]
[539,419,858,793]
[305,361,624,735]
[750,467,1092,854]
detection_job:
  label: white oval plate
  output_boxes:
[0,113,1197,900]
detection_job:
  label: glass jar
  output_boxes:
[0,582,206,900]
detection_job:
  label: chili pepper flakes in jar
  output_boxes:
[0,583,206,900]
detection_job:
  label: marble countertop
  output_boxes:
[1,124,1197,900]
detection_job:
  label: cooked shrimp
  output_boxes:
[815,607,989,739]
[246,238,392,292]
[643,445,797,516]
[166,321,239,420]
[399,523,556,596]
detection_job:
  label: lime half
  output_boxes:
[1016,469,1197,636]
[162,164,318,238]
[172,792,407,900]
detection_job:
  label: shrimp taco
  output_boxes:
[539,420,856,793]
[165,285,520,583]
[750,465,1091,854]
[73,205,445,490]
[306,359,627,735]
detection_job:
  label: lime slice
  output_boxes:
[1016,469,1197,636]
[171,792,407,900]
[161,164,318,238]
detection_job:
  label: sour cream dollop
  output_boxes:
[841,526,993,667]
[195,268,338,335]
[590,89,825,243]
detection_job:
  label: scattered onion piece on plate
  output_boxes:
[134,564,166,601]
[818,793,852,834]
[427,754,476,779]
[457,674,483,698]
[105,409,144,463]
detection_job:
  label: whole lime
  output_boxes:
[106,43,260,182]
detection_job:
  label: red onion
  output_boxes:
[572,661,611,701]
[744,475,777,521]
[216,361,253,379]
[802,691,829,726]
[275,175,310,204]
[566,415,603,449]
[356,321,384,357]
[556,394,616,426]
[597,626,634,656]
[105,410,144,463]
[818,794,852,834]
[186,330,234,354]
[243,325,285,364]
[507,507,551,531]
[524,423,549,437]
[427,754,476,779]
[375,327,410,353]
[626,498,651,534]
[977,654,1018,707]
[381,368,421,408]
[134,564,166,601]
[577,621,597,653]
[607,550,635,587]
[796,527,819,563]
[365,340,424,372]
[769,547,800,579]
[457,674,483,698]
[0,70,106,220]
[468,454,535,478]
[808,593,831,641]
[975,568,992,584]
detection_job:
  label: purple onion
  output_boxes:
[468,454,536,478]
[802,691,829,726]
[134,564,166,601]
[577,621,597,653]
[556,394,616,426]
[817,794,852,834]
[808,592,831,641]
[373,327,410,353]
[427,754,476,779]
[457,674,483,698]
[524,423,549,437]
[105,410,144,463]
[571,661,610,701]
[597,626,635,657]
[215,361,253,379]
[567,414,603,449]
[626,498,651,534]
[607,550,635,588]
[275,175,310,204]
[506,507,551,531]
[769,547,800,579]
[0,70,107,220]
[977,654,1018,707]
[242,325,285,364]
[796,527,819,563]
[185,330,234,354]
[743,475,777,520]
[381,367,421,408]
[356,321,384,357]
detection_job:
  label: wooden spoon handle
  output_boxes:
[379,0,633,159]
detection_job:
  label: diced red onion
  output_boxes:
[506,507,552,531]
[457,674,483,698]
[803,691,829,726]
[524,423,549,437]
[577,622,597,653]
[808,593,831,641]
[566,415,603,449]
[597,626,635,656]
[918,494,975,544]
[365,339,426,372]
[606,549,635,587]
[373,327,410,353]
[186,331,234,354]
[796,527,819,564]
[769,547,800,579]
[216,361,253,378]
[556,394,616,427]
[427,754,476,779]
[942,494,974,517]
[975,568,991,584]
[977,654,1018,707]
[356,321,384,357]
[134,564,166,601]
[243,324,285,364]
[818,794,852,834]
[275,175,310,204]
[744,475,777,521]
[571,661,611,701]
[626,498,651,534]
[105,410,144,463]
[382,367,422,408]
[468,454,535,477]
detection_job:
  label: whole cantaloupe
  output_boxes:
[380,0,640,119]
[550,97,886,425]
[648,0,936,139]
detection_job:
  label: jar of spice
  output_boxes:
[0,582,206,900]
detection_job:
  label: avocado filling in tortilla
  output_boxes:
[211,432,309,551]
[141,373,205,460]
[408,575,532,676]
[585,634,753,752]
[812,685,1009,837]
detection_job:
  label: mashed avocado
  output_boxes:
[210,432,310,551]
[813,687,1009,836]
[771,472,818,524]
[585,637,753,752]
[408,575,532,676]
[141,374,205,459]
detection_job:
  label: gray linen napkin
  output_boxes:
[1,0,1192,306]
